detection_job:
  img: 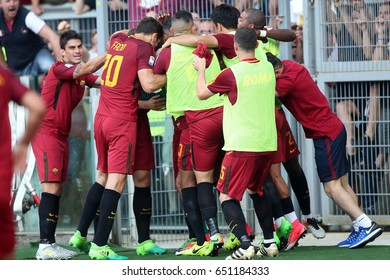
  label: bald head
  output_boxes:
[172,10,194,35]
[243,8,266,30]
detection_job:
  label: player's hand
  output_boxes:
[142,95,166,111]
[157,10,171,24]
[193,55,206,71]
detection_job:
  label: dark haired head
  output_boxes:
[136,17,164,42]
[156,15,174,49]
[266,52,283,69]
[60,30,82,49]
[234,27,258,52]
[128,28,136,36]
[211,4,240,30]
[162,17,172,32]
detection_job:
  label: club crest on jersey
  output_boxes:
[148,56,155,66]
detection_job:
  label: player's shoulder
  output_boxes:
[133,38,154,54]
[282,59,303,70]
[214,33,232,40]
[53,60,69,69]
[159,47,171,56]
[112,32,136,46]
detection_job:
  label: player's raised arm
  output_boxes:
[266,28,297,42]
[161,34,219,49]
[74,52,107,79]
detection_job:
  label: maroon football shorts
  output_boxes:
[273,108,300,164]
[94,114,137,174]
[32,132,69,182]
[217,151,275,201]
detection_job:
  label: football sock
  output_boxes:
[289,171,311,216]
[221,199,251,249]
[182,187,206,245]
[77,182,105,236]
[93,189,121,246]
[250,193,274,240]
[281,197,298,223]
[197,182,219,236]
[39,192,60,244]
[133,186,152,243]
[355,213,372,228]
[263,176,285,220]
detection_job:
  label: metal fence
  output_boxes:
[305,0,390,226]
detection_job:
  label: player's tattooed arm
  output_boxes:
[74,63,82,75]
[73,52,107,79]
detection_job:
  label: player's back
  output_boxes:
[214,33,266,67]
[278,60,343,140]
[98,33,154,121]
